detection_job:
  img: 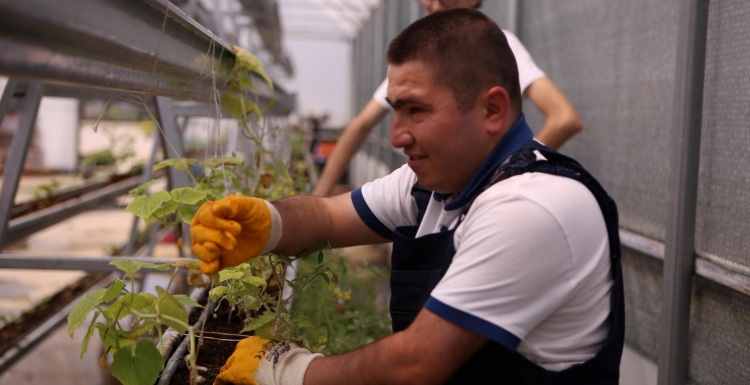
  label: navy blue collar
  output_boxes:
[434,113,534,211]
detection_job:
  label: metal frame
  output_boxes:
[0,82,44,247]
[0,0,295,374]
[659,1,710,383]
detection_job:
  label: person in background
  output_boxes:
[192,9,623,385]
[312,0,582,197]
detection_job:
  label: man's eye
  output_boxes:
[409,107,423,114]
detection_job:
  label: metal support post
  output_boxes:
[0,82,44,248]
[124,131,163,256]
[658,1,709,384]
[0,78,18,124]
[507,0,520,36]
[156,96,192,189]
[156,96,193,256]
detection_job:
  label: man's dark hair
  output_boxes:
[387,8,521,117]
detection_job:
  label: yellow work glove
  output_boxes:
[191,195,282,274]
[214,336,322,385]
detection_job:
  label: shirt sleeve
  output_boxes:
[372,78,392,110]
[425,192,577,352]
[503,30,546,94]
[352,164,418,239]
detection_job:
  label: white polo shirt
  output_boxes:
[372,30,546,109]
[352,148,613,370]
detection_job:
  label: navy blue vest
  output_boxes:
[389,141,624,384]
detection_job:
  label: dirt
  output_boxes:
[0,272,109,354]
[169,298,248,384]
[167,278,279,384]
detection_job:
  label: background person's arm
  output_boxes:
[304,308,488,385]
[525,77,583,150]
[312,99,389,196]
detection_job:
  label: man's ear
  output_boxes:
[482,86,510,135]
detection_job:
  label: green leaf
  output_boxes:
[138,261,173,271]
[218,270,244,282]
[205,157,244,168]
[128,179,158,196]
[178,204,197,224]
[79,312,100,360]
[150,200,180,220]
[173,294,203,308]
[317,252,324,265]
[254,323,281,341]
[209,286,230,301]
[124,196,160,219]
[131,321,157,337]
[220,92,258,120]
[111,340,164,385]
[102,280,126,303]
[137,293,157,310]
[95,323,134,351]
[170,188,208,205]
[242,276,267,291]
[148,190,172,207]
[153,158,189,171]
[154,287,188,334]
[241,296,262,312]
[240,311,275,333]
[67,288,107,337]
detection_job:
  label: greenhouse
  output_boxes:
[0,0,747,384]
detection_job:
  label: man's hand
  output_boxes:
[215,336,322,385]
[191,195,282,274]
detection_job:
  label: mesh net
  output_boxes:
[695,0,750,270]
[688,277,750,384]
[622,248,663,363]
[519,0,680,242]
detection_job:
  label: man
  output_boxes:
[192,9,623,385]
[312,0,582,197]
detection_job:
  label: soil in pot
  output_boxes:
[169,277,280,385]
[170,299,247,384]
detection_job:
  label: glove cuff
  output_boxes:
[260,200,282,254]
[281,350,323,385]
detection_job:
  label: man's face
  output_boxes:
[420,0,480,15]
[387,61,487,194]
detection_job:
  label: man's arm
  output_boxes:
[272,192,389,255]
[312,100,389,196]
[304,308,488,385]
[525,77,583,150]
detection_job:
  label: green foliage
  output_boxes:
[290,254,391,354]
[70,42,391,385]
[32,180,61,201]
[111,340,164,385]
[67,262,197,385]
[80,129,136,175]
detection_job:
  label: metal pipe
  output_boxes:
[659,0,709,383]
[0,0,232,101]
[619,228,750,304]
[4,175,142,247]
[0,255,187,272]
[0,82,44,248]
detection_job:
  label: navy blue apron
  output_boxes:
[389,141,624,384]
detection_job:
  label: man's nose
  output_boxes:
[391,115,414,149]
